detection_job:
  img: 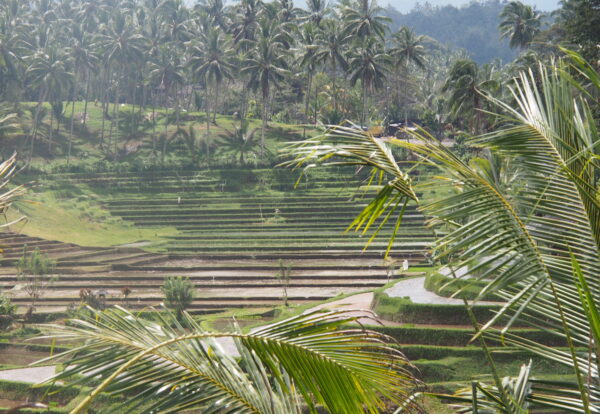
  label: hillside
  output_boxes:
[384,0,519,63]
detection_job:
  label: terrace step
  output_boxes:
[2,280,394,289]
[106,200,401,209]
[157,251,427,260]
[104,196,377,206]
[166,243,430,251]
[168,224,427,232]
[165,234,434,241]
[10,296,331,306]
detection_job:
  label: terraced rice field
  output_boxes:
[1,169,571,390]
[2,168,434,313]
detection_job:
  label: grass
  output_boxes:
[12,101,318,171]
[5,188,177,248]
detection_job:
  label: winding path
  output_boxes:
[385,276,500,305]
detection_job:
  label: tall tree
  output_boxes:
[347,36,389,126]
[314,19,348,113]
[241,20,290,158]
[442,59,499,133]
[298,22,319,130]
[148,46,185,163]
[98,12,147,155]
[25,47,74,162]
[499,1,543,49]
[555,0,600,66]
[188,25,235,158]
[340,0,389,40]
[389,26,427,70]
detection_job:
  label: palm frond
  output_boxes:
[39,307,417,414]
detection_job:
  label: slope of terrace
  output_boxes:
[2,168,434,313]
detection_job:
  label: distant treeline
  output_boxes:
[384,0,522,63]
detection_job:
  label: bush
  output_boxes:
[161,276,196,319]
[16,246,58,312]
[371,290,499,325]
[0,294,15,330]
[365,325,566,347]
[424,271,501,301]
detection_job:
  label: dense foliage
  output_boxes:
[284,51,600,412]
[0,0,592,169]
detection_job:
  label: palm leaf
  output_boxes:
[38,307,417,414]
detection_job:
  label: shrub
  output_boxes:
[0,294,15,330]
[365,325,566,347]
[161,276,196,319]
[16,246,57,312]
[371,290,498,325]
[424,271,501,301]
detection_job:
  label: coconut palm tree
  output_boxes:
[304,0,329,27]
[298,22,319,129]
[65,22,99,160]
[282,50,600,413]
[314,19,348,113]
[229,0,261,46]
[340,0,389,40]
[442,59,500,133]
[25,46,74,162]
[347,36,389,126]
[0,0,29,103]
[148,47,185,163]
[499,1,543,49]
[0,106,19,141]
[389,27,427,70]
[197,0,229,30]
[241,20,290,158]
[97,12,147,153]
[39,307,417,414]
[187,25,235,125]
[388,26,428,120]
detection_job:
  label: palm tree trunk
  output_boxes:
[49,105,54,153]
[152,91,157,154]
[83,71,90,128]
[473,91,481,134]
[29,87,48,166]
[213,81,219,124]
[304,72,312,137]
[162,88,169,165]
[205,85,211,159]
[175,84,180,129]
[332,61,338,112]
[114,74,121,155]
[314,81,319,123]
[68,87,76,165]
[129,73,138,140]
[241,81,248,120]
[261,91,268,159]
[100,69,110,149]
[361,79,367,127]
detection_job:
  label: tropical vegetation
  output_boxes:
[283,50,600,412]
[0,0,591,170]
[0,0,598,412]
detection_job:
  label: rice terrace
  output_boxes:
[0,0,598,412]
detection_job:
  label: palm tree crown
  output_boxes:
[499,1,543,49]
